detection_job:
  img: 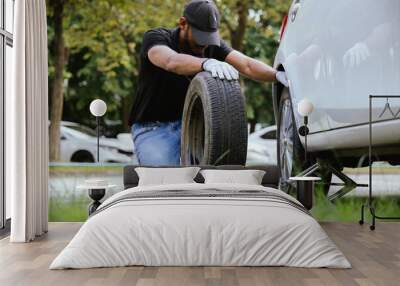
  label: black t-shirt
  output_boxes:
[128,27,233,126]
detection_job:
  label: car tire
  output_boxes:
[71,150,95,163]
[181,72,248,165]
[277,88,305,193]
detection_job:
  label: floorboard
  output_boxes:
[0,222,399,286]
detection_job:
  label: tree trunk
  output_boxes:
[227,1,250,133]
[230,1,248,51]
[49,0,67,162]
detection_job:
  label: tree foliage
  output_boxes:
[48,0,292,136]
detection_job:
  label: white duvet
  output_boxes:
[50,183,351,269]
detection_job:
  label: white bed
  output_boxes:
[50,182,351,269]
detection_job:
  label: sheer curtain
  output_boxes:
[7,0,49,242]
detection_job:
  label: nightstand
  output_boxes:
[289,176,321,210]
[77,180,117,215]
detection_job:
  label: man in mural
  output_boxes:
[128,0,288,165]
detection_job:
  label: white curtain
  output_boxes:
[7,0,49,242]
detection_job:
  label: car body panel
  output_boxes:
[274,0,400,151]
[306,119,400,151]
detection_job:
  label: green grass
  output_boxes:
[49,164,125,221]
[49,165,124,174]
[49,190,400,223]
[49,198,90,222]
[311,189,400,222]
[48,161,400,222]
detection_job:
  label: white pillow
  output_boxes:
[135,167,201,186]
[200,169,266,185]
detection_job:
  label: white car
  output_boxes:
[116,133,135,154]
[59,122,134,163]
[246,126,277,166]
[273,0,400,190]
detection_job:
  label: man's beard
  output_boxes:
[181,30,204,57]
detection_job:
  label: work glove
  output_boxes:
[202,58,239,81]
[343,42,370,68]
[275,71,289,87]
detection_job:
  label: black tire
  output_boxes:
[277,88,304,193]
[71,150,95,163]
[181,72,248,165]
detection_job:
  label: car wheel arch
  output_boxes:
[273,64,287,125]
[70,150,95,163]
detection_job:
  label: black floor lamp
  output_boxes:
[89,99,107,162]
[297,98,314,163]
[289,99,319,209]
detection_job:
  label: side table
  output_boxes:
[289,176,321,210]
[77,180,117,215]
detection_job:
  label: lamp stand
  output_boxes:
[298,116,309,165]
[304,116,308,164]
[96,116,100,163]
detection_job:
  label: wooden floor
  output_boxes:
[0,222,399,286]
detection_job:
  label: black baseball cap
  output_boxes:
[183,0,221,46]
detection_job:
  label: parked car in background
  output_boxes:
[59,121,134,163]
[116,133,135,154]
[273,0,400,191]
[246,125,277,166]
[103,119,126,138]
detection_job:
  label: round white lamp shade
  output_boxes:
[90,99,107,117]
[297,98,314,117]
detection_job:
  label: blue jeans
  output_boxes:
[131,120,182,165]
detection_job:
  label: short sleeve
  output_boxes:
[209,39,234,61]
[141,29,170,59]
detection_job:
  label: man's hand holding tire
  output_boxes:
[202,59,239,81]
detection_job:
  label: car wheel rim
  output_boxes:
[280,98,294,186]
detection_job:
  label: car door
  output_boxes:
[281,0,333,134]
[283,0,400,133]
